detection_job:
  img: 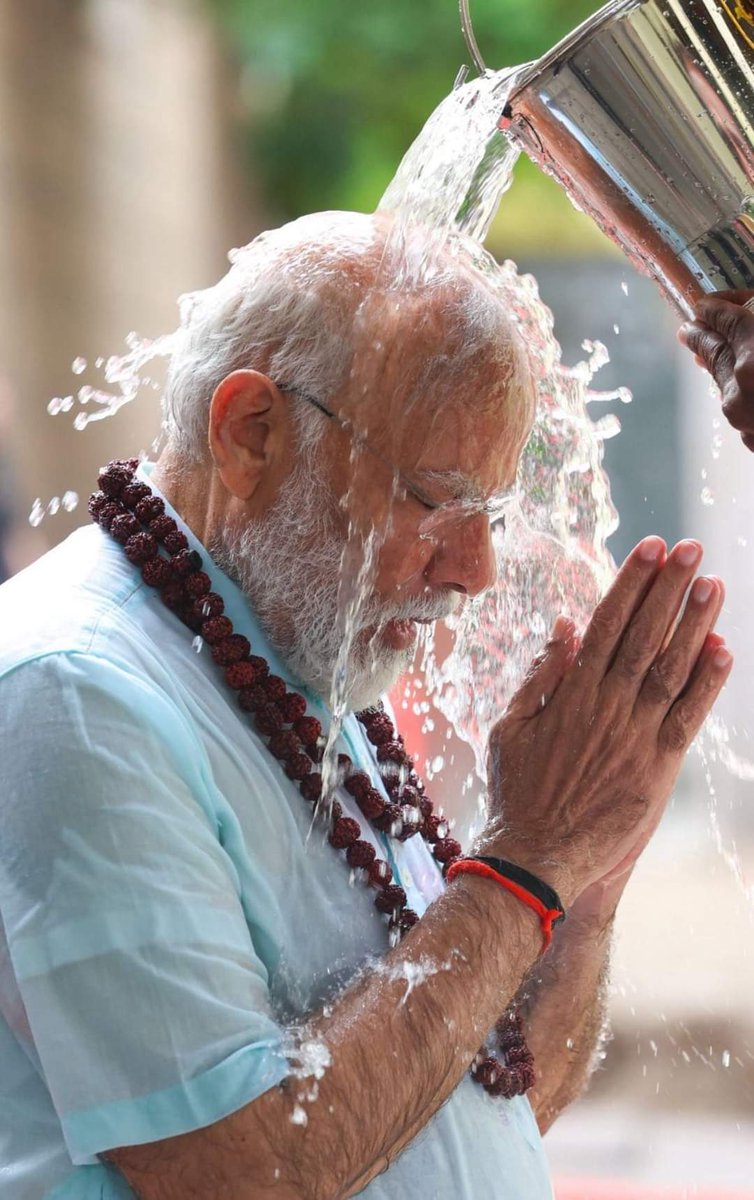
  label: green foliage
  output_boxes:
[204,0,606,251]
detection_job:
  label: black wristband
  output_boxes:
[469,856,566,924]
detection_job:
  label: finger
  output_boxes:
[604,540,703,686]
[677,320,733,380]
[696,289,754,308]
[507,616,579,719]
[659,641,733,755]
[658,573,724,655]
[682,629,726,692]
[742,431,754,453]
[572,538,667,683]
[635,574,724,716]
[694,297,754,347]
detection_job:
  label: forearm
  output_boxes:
[111,876,542,1200]
[270,876,541,1199]
[518,887,617,1133]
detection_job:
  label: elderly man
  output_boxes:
[0,212,731,1200]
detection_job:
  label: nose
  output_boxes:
[425,513,498,598]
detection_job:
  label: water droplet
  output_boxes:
[737,535,748,547]
[47,397,63,416]
[62,491,79,512]
[290,1104,308,1126]
[71,356,87,375]
[192,636,204,653]
[613,323,620,335]
[620,281,629,295]
[73,412,89,431]
[28,499,45,527]
[46,496,60,516]
[700,486,714,506]
[722,1049,731,1068]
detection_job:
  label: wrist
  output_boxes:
[477,829,577,909]
[449,871,544,952]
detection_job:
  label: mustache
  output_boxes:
[374,592,460,625]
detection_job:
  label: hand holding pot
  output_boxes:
[679,291,754,453]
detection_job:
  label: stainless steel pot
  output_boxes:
[479,0,754,316]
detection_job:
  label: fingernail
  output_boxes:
[713,647,733,670]
[552,615,570,640]
[693,577,715,604]
[638,537,665,562]
[675,540,701,567]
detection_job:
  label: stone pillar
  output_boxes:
[0,0,256,565]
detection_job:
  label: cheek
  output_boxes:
[372,511,434,592]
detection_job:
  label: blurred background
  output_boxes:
[0,0,752,1192]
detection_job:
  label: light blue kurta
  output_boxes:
[0,468,552,1199]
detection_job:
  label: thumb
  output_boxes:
[507,615,578,720]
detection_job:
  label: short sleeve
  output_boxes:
[0,652,290,1165]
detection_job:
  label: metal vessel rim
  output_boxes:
[504,0,645,102]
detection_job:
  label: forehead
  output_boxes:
[401,393,527,497]
[344,265,534,492]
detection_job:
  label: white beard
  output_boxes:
[210,452,455,712]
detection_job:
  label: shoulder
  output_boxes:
[0,525,143,670]
[0,524,192,693]
[0,525,209,782]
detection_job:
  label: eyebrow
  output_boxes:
[412,468,514,504]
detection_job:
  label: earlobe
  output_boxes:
[208,371,279,501]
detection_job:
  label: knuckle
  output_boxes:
[641,661,676,707]
[660,718,688,756]
[708,338,731,377]
[613,635,646,682]
[733,352,754,388]
[589,603,623,644]
[721,395,748,430]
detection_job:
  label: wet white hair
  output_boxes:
[162,210,532,463]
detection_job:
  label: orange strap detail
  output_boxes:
[445,858,562,952]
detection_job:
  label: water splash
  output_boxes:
[375,70,618,769]
[28,491,79,527]
[380,72,520,243]
[55,331,176,435]
[426,286,620,771]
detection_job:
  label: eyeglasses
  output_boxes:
[275,382,516,533]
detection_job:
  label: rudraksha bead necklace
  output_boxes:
[89,459,535,1100]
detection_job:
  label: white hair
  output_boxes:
[162,210,533,463]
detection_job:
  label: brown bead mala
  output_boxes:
[89,459,535,1100]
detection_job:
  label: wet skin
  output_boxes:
[678,289,754,452]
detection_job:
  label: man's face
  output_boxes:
[214,349,529,712]
[333,375,524,654]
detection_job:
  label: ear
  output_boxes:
[208,371,287,501]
